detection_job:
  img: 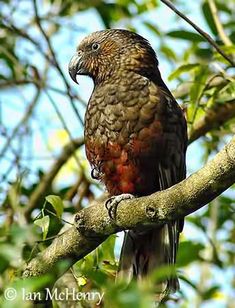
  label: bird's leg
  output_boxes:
[105,193,134,220]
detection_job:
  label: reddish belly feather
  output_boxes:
[86,138,162,196]
[85,116,164,195]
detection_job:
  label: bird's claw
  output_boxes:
[105,193,134,220]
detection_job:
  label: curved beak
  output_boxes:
[68,53,85,84]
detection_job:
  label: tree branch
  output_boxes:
[23,136,235,278]
[188,99,235,143]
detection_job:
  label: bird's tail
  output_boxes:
[117,221,180,301]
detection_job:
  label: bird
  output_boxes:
[68,29,187,301]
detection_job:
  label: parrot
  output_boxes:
[69,29,187,300]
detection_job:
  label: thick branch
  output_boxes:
[23,136,235,277]
[189,99,235,143]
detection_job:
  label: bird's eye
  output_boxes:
[91,43,100,51]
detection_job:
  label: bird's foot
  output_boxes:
[105,193,134,220]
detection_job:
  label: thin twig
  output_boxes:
[65,175,84,201]
[1,21,54,66]
[0,88,41,159]
[0,78,86,107]
[32,0,84,124]
[44,208,74,226]
[2,16,86,108]
[161,0,235,66]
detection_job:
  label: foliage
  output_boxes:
[0,0,234,307]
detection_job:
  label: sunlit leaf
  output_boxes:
[34,216,50,240]
[216,80,235,103]
[77,276,87,286]
[45,195,64,218]
[202,285,220,300]
[168,63,200,81]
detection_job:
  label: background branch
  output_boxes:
[188,99,235,143]
[0,87,41,159]
[33,0,84,124]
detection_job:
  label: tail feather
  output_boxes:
[117,148,185,301]
[117,222,180,299]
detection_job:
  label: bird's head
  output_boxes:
[68,29,158,85]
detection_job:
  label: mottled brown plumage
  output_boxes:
[69,29,187,300]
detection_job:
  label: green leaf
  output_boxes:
[230,31,235,43]
[0,256,9,272]
[143,21,161,36]
[202,285,220,300]
[213,45,235,63]
[177,241,204,267]
[160,45,177,61]
[168,63,200,81]
[45,195,64,218]
[216,2,231,14]
[34,216,50,240]
[202,1,218,36]
[84,268,108,286]
[190,69,207,104]
[167,30,204,42]
[195,47,213,59]
[216,80,235,103]
[179,274,198,291]
[151,264,177,283]
[98,234,116,263]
